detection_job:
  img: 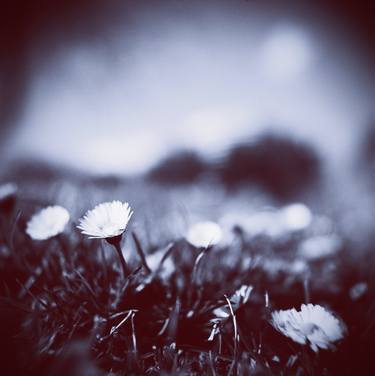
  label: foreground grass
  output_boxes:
[1,194,375,375]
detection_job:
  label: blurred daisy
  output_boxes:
[349,282,368,301]
[26,205,70,240]
[261,258,308,278]
[78,201,133,278]
[298,234,342,260]
[281,203,312,232]
[0,182,18,202]
[0,182,18,214]
[212,284,253,320]
[77,200,133,239]
[186,221,222,248]
[244,210,283,238]
[271,304,346,352]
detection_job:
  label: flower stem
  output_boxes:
[112,241,131,278]
[303,277,310,304]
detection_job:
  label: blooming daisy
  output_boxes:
[78,201,133,278]
[186,221,222,248]
[26,205,70,240]
[271,304,346,352]
[77,200,133,239]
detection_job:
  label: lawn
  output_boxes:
[0,177,374,375]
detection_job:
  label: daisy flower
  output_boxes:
[26,205,70,240]
[77,200,133,239]
[271,304,346,352]
[186,221,222,248]
[77,201,133,278]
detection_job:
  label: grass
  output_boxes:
[1,180,375,375]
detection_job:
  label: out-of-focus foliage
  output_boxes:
[148,150,208,184]
[218,134,320,200]
[147,134,320,201]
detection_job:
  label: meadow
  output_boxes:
[0,174,374,376]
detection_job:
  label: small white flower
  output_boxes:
[186,221,222,248]
[0,182,18,201]
[281,203,312,232]
[289,259,308,274]
[26,205,70,240]
[77,200,133,239]
[271,304,346,352]
[298,235,342,260]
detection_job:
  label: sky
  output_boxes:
[2,0,374,174]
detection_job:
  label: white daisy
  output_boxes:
[186,221,222,248]
[271,304,346,352]
[26,205,70,240]
[77,200,133,239]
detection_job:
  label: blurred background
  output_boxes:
[1,0,375,243]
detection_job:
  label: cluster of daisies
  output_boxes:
[26,201,133,241]
[25,200,347,353]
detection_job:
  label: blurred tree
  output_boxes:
[148,150,208,184]
[218,134,320,200]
